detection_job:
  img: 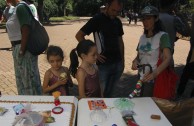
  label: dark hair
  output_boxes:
[69,40,96,78]
[144,16,165,36]
[46,45,64,61]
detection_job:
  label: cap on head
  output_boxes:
[141,6,159,16]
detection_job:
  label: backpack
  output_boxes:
[20,3,49,55]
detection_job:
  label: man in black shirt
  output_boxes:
[177,14,194,98]
[75,0,124,97]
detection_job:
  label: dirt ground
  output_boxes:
[0,18,191,97]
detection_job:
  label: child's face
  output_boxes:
[142,15,156,31]
[48,55,63,70]
[83,46,98,64]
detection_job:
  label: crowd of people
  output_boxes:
[1,0,193,100]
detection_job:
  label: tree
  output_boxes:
[37,0,44,22]
[65,0,73,16]
[74,0,103,16]
[0,0,6,19]
[43,0,58,17]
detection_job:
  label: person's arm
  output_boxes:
[156,48,171,74]
[75,16,98,42]
[76,68,87,98]
[64,67,74,87]
[132,42,140,70]
[20,25,30,55]
[16,4,31,55]
[118,19,125,65]
[43,70,67,94]
[119,36,124,63]
[0,15,5,23]
[75,30,86,42]
[143,33,172,82]
[131,53,139,70]
[143,48,171,82]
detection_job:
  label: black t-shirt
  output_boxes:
[80,13,124,64]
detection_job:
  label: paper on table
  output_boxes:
[88,100,107,110]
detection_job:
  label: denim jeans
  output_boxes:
[98,61,124,97]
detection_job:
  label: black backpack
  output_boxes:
[20,3,49,55]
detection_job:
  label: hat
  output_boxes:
[141,6,159,16]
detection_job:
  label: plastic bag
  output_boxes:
[153,57,178,100]
[153,98,194,126]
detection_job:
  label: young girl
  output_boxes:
[131,6,172,97]
[43,45,73,95]
[69,40,102,98]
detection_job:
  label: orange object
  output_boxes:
[88,100,107,110]
[52,91,61,98]
[151,114,161,120]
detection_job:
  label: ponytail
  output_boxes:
[69,48,79,78]
[69,40,96,77]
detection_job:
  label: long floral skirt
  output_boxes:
[12,44,42,95]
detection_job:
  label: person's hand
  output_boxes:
[142,70,157,82]
[97,54,106,63]
[56,78,67,86]
[131,59,138,70]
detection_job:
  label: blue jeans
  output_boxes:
[98,61,124,97]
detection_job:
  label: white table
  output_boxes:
[78,97,172,126]
[0,95,78,126]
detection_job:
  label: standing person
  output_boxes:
[42,45,73,96]
[69,40,102,98]
[134,12,138,25]
[177,14,194,98]
[6,0,42,95]
[127,11,132,24]
[131,6,172,97]
[0,0,14,24]
[75,0,124,98]
[159,0,190,54]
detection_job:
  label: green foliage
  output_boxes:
[43,0,58,17]
[49,16,79,22]
[0,0,6,13]
[39,0,194,17]
[74,0,103,16]
[66,1,73,12]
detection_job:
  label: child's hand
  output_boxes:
[131,59,138,70]
[142,70,157,82]
[56,78,67,86]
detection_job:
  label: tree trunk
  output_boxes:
[37,0,44,22]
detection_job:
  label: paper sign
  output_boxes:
[88,100,107,110]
